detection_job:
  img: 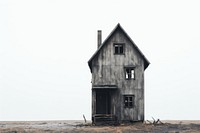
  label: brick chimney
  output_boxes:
[97,30,102,48]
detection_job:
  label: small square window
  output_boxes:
[114,43,124,54]
[124,95,134,108]
[125,67,135,79]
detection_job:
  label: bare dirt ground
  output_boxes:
[1,120,200,133]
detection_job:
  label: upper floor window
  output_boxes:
[114,43,124,54]
[125,67,135,80]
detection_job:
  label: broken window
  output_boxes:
[124,95,134,108]
[114,43,124,54]
[125,67,135,79]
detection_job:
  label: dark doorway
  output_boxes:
[96,91,111,114]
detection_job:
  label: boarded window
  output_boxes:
[125,67,135,79]
[114,43,124,54]
[124,95,134,108]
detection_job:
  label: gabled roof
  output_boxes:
[88,23,150,72]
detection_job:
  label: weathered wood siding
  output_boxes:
[91,28,145,122]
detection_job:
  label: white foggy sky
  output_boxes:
[0,0,200,120]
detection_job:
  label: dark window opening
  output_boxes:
[114,43,124,54]
[124,95,134,108]
[125,67,135,79]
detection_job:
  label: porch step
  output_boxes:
[93,114,118,125]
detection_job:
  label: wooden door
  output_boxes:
[96,91,111,114]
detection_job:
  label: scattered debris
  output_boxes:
[146,117,164,125]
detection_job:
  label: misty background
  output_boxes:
[0,0,200,120]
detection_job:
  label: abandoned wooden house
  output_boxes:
[88,24,150,124]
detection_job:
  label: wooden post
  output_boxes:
[83,114,87,123]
